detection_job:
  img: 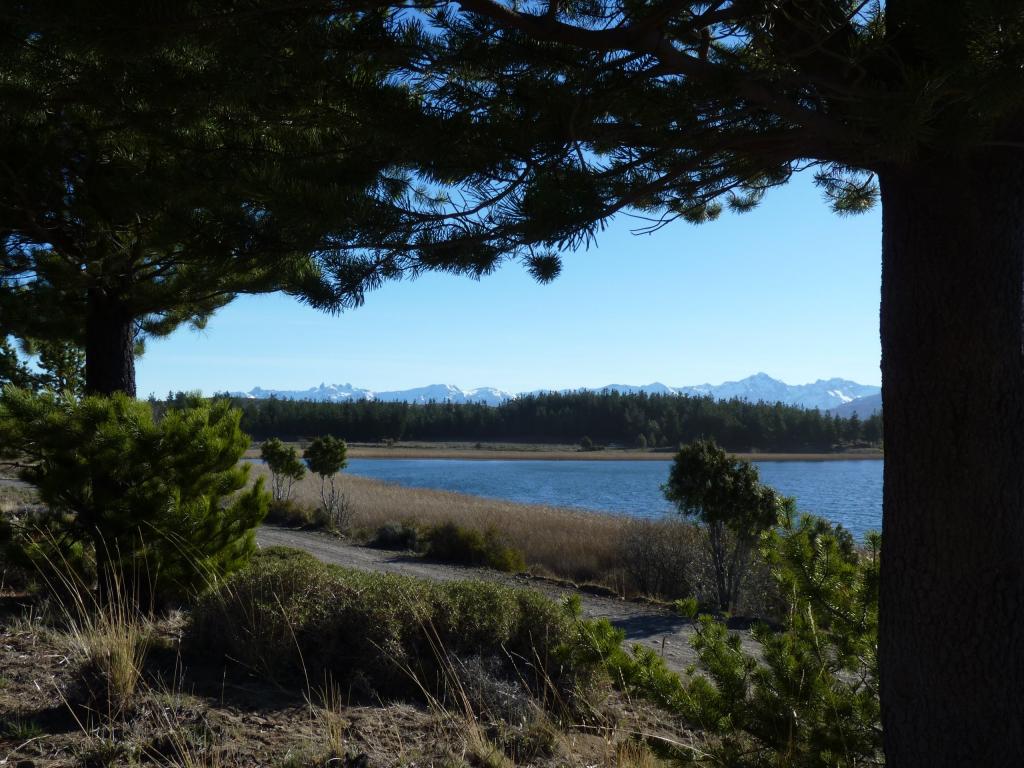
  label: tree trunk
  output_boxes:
[83,293,137,603]
[85,292,136,397]
[879,153,1024,765]
[706,521,730,612]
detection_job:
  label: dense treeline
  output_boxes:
[182,391,881,452]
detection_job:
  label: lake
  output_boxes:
[344,458,883,539]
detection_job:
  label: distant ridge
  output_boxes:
[231,373,880,412]
[829,392,882,418]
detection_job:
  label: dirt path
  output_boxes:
[257,526,759,674]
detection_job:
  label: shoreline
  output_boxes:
[245,443,883,462]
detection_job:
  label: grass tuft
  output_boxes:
[0,714,44,740]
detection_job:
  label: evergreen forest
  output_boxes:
[195,391,882,451]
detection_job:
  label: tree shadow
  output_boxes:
[611,612,690,640]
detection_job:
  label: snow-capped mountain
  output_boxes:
[580,373,878,410]
[232,373,879,411]
[829,392,882,418]
[674,373,879,411]
[233,383,513,406]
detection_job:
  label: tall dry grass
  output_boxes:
[249,464,630,585]
[35,550,154,718]
[0,482,37,513]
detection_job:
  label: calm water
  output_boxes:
[344,458,883,539]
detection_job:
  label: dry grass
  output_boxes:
[0,552,700,767]
[0,482,37,513]
[71,607,151,715]
[308,680,350,760]
[43,561,154,718]
[249,463,629,584]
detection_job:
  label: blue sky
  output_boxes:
[136,173,882,397]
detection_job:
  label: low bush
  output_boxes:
[369,522,420,550]
[423,522,526,573]
[263,499,316,528]
[189,548,575,696]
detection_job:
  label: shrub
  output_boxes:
[424,522,526,573]
[263,499,316,527]
[369,522,420,550]
[190,547,339,680]
[189,548,574,695]
[617,518,697,599]
[254,545,320,565]
[0,389,268,606]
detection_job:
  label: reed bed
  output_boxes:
[0,483,36,512]
[248,464,630,584]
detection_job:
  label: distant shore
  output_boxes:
[245,441,883,462]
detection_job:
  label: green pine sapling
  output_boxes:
[563,514,881,767]
[0,389,268,606]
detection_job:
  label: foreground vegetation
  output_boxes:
[1,389,880,765]
[0,550,663,767]
[0,503,880,767]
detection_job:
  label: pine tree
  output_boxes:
[352,2,1023,759]
[681,516,881,767]
[0,337,35,390]
[0,337,83,393]
[0,390,268,604]
[0,2,519,397]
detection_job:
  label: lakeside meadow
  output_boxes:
[248,462,634,587]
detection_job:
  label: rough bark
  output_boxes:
[83,293,137,603]
[879,153,1024,765]
[84,293,136,397]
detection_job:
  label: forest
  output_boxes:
[195,390,882,451]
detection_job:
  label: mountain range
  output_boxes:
[829,392,882,418]
[231,373,882,412]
